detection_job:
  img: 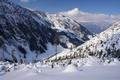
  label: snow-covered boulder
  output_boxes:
[63,64,78,73]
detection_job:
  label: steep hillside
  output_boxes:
[76,21,120,60]
[0,0,92,63]
[46,13,92,48]
[0,0,58,63]
[49,21,120,62]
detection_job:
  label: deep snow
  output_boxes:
[0,62,120,80]
[63,64,78,73]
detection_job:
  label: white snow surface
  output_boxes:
[0,61,120,80]
[63,64,78,72]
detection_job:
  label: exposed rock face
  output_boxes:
[0,0,92,63]
[0,0,57,62]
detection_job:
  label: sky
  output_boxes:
[13,0,120,15]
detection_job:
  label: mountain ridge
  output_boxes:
[0,0,92,63]
[49,21,120,62]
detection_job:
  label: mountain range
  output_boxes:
[0,0,92,63]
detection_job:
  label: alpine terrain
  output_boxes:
[0,0,120,80]
[49,21,120,63]
[0,0,92,63]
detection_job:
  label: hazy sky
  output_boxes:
[13,0,120,14]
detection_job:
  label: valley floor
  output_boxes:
[0,63,120,80]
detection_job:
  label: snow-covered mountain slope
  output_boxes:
[0,0,61,63]
[46,13,93,48]
[61,8,120,33]
[49,21,120,62]
[75,21,120,60]
[0,0,92,63]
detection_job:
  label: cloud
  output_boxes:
[65,8,80,16]
[20,0,29,3]
[61,8,120,24]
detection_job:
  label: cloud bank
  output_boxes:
[61,8,120,24]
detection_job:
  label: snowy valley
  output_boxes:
[0,0,120,80]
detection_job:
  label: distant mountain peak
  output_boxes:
[60,8,120,33]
